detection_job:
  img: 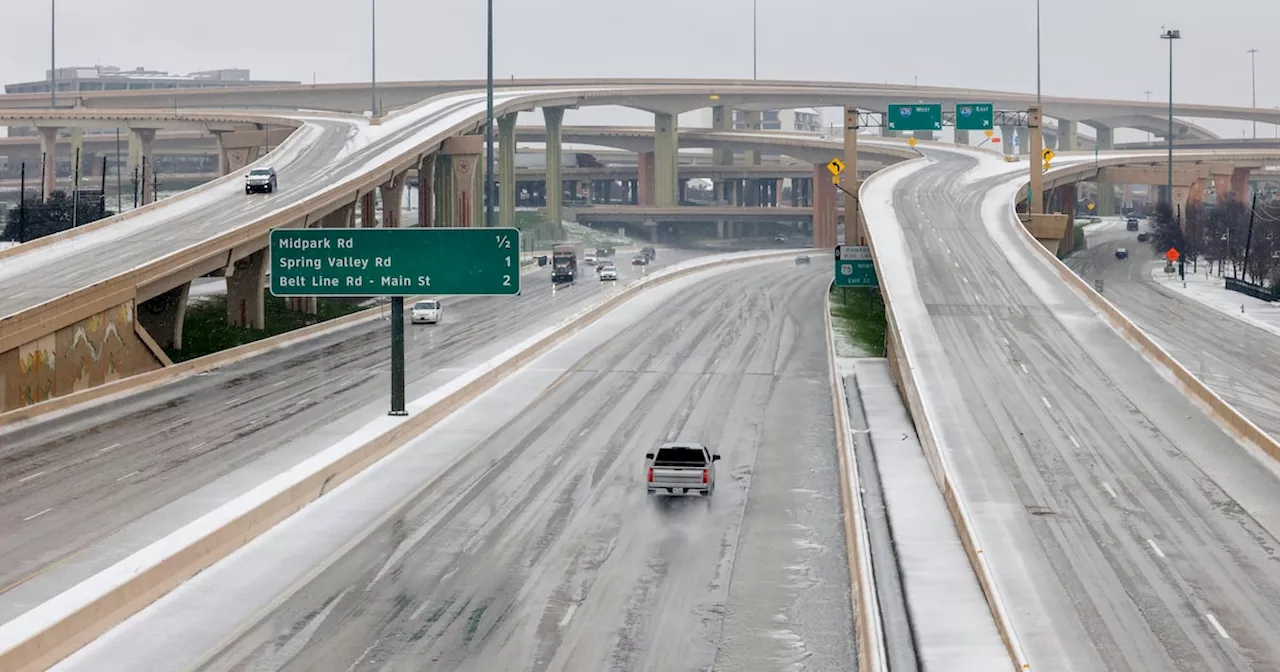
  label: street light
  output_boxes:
[1248,48,1259,139]
[370,0,377,116]
[484,0,494,226]
[1145,89,1153,142]
[49,0,55,107]
[752,0,758,80]
[1160,28,1180,212]
[1035,0,1042,107]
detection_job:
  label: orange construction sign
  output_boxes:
[1165,248,1180,262]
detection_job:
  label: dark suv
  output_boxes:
[245,166,278,194]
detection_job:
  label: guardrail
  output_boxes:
[824,284,888,671]
[0,247,801,671]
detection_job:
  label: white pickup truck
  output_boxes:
[645,443,719,496]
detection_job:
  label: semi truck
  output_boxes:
[551,243,580,284]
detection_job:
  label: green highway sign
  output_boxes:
[955,103,994,130]
[834,245,878,288]
[269,227,521,297]
[887,104,943,132]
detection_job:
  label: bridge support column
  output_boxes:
[434,135,482,227]
[321,204,354,228]
[544,107,565,232]
[813,164,837,248]
[135,129,157,205]
[999,125,1017,157]
[954,129,971,145]
[712,106,733,203]
[636,151,655,206]
[360,191,377,227]
[717,220,726,239]
[1014,126,1029,156]
[226,249,266,330]
[1212,173,1231,203]
[1093,124,1114,150]
[914,131,934,142]
[37,127,58,201]
[417,155,435,226]
[137,282,191,351]
[654,112,679,207]
[1231,167,1252,200]
[1055,184,1077,254]
[498,113,517,227]
[1095,180,1117,215]
[1058,119,1078,151]
[379,172,406,228]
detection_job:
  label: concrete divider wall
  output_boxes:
[823,286,888,672]
[0,248,803,672]
[858,160,1027,671]
[1005,197,1280,467]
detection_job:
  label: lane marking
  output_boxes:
[953,261,960,268]
[559,604,578,627]
[1069,435,1081,449]
[1205,612,1231,639]
[23,508,52,522]
[1041,396,1052,410]
[97,443,120,455]
[295,399,311,406]
[1019,362,1029,373]
[117,471,140,482]
[1102,482,1119,499]
[409,600,433,621]
[1146,539,1167,559]
[224,397,241,406]
[189,441,207,452]
[273,380,290,387]
[1001,337,1010,346]
[18,471,45,484]
[962,276,970,284]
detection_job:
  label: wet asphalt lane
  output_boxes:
[192,260,855,672]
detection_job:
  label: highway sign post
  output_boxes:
[269,227,521,415]
[887,104,943,132]
[834,244,877,288]
[955,103,994,130]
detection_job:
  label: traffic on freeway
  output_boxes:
[49,257,855,672]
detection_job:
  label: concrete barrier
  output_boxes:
[824,286,888,672]
[0,248,804,672]
[859,159,1028,671]
[1005,197,1280,468]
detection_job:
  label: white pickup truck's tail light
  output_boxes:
[702,469,709,484]
[648,468,654,482]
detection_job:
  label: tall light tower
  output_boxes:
[1160,28,1181,210]
[752,0,758,79]
[370,0,377,116]
[1145,90,1153,142]
[49,0,56,107]
[1035,0,1042,107]
[1248,48,1259,139]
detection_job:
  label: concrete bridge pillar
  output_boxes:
[1231,167,1252,200]
[227,249,267,330]
[321,204,355,228]
[1095,180,1117,216]
[954,129,971,145]
[137,282,191,351]
[999,125,1017,157]
[914,131,935,142]
[636,151,655,206]
[543,107,565,229]
[433,135,482,227]
[128,131,141,184]
[812,164,837,248]
[654,112,679,207]
[1213,173,1231,203]
[37,127,58,201]
[135,129,157,205]
[1093,124,1114,150]
[1058,119,1078,151]
[1014,126,1029,156]
[417,154,435,226]
[379,172,406,228]
[358,191,376,227]
[498,113,517,227]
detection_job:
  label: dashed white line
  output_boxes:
[273,380,290,387]
[1001,337,1010,346]
[23,508,52,522]
[97,443,120,455]
[962,276,970,284]
[1205,612,1231,639]
[1146,539,1167,559]
[18,471,45,484]
[953,261,960,268]
[224,398,241,406]
[1041,396,1052,410]
[1069,435,1081,449]
[189,441,207,452]
[559,604,578,627]
[1102,482,1119,499]
[117,471,140,482]
[1019,362,1029,373]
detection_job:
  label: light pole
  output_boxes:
[49,0,55,107]
[484,0,494,226]
[752,0,758,80]
[370,0,377,116]
[1248,48,1259,139]
[1035,0,1041,107]
[1160,28,1180,212]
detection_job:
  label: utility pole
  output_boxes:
[484,0,494,227]
[1248,48,1259,139]
[370,0,377,116]
[1161,28,1181,213]
[752,0,758,80]
[1035,0,1042,107]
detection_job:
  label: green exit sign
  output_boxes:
[834,245,878,288]
[269,227,521,297]
[887,104,942,132]
[955,103,994,130]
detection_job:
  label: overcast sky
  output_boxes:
[2,0,1278,138]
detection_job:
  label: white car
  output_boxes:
[599,266,618,281]
[583,253,598,266]
[410,299,442,324]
